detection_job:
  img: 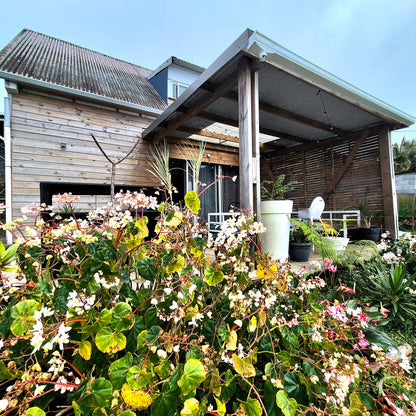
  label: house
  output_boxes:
[0,28,414,244]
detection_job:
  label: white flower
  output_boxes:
[0,338,4,350]
[399,357,413,373]
[150,298,158,305]
[34,384,46,396]
[30,332,44,353]
[310,375,319,384]
[157,349,167,359]
[0,399,8,411]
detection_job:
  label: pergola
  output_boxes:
[143,29,414,237]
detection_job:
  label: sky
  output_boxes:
[1,0,416,143]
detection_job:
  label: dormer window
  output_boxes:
[169,80,189,99]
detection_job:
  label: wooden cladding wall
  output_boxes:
[10,92,159,218]
[261,135,383,215]
[10,92,238,219]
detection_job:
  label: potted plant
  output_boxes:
[289,225,313,262]
[260,174,297,261]
[321,221,350,252]
[357,203,381,243]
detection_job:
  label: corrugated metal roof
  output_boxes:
[0,29,167,112]
[143,29,414,148]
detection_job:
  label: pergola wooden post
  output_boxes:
[379,127,399,237]
[238,58,261,218]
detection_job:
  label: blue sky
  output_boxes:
[1,0,416,143]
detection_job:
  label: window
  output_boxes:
[169,80,189,99]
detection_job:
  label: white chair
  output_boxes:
[298,197,325,222]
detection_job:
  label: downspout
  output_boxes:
[4,82,18,245]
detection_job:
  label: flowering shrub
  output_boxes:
[0,192,414,415]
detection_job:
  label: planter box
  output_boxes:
[324,236,350,252]
[348,227,380,243]
[289,242,312,262]
[260,200,293,262]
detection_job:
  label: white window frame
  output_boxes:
[168,79,189,99]
[186,162,222,212]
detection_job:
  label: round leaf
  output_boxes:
[240,398,262,416]
[232,354,255,377]
[24,407,45,416]
[185,191,200,214]
[79,340,92,360]
[276,390,298,416]
[204,267,224,286]
[95,327,126,354]
[109,352,133,389]
[178,359,206,396]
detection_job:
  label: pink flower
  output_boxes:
[0,203,6,214]
[358,338,369,349]
[327,331,334,339]
[54,193,81,204]
[21,203,53,215]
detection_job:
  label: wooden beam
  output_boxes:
[150,70,238,144]
[378,127,398,237]
[239,59,254,211]
[201,85,347,136]
[176,125,239,143]
[260,156,276,181]
[322,128,370,201]
[195,111,313,144]
[165,136,238,154]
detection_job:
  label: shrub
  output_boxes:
[0,192,414,415]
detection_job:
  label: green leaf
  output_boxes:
[126,366,152,389]
[275,390,297,416]
[276,351,292,367]
[283,373,308,405]
[136,257,156,281]
[146,325,161,345]
[83,309,113,334]
[109,353,133,389]
[145,307,161,328]
[152,390,179,416]
[135,217,149,239]
[364,326,396,349]
[215,398,226,416]
[185,191,200,214]
[10,299,41,336]
[120,412,136,416]
[24,407,45,416]
[95,327,126,354]
[204,267,224,286]
[232,354,255,377]
[79,340,92,360]
[180,398,200,416]
[178,359,206,396]
[126,316,145,352]
[90,378,113,407]
[358,393,376,410]
[263,380,282,416]
[0,360,22,379]
[111,302,133,332]
[240,398,262,416]
[166,254,185,274]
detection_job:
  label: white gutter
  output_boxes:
[3,93,12,245]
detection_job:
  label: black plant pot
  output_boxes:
[289,242,312,262]
[358,227,381,243]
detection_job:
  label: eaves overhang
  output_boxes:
[0,71,165,116]
[245,31,415,128]
[143,29,414,148]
